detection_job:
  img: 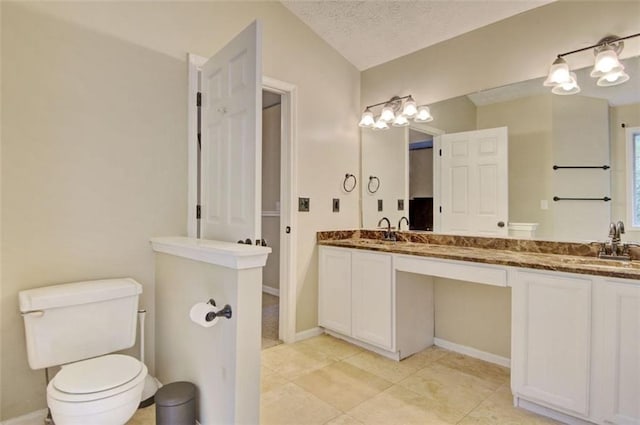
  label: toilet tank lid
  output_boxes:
[19,278,142,312]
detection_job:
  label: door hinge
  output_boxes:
[439,206,442,213]
[439,149,442,157]
[196,92,202,107]
[196,205,201,219]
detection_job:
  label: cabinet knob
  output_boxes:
[497,221,505,228]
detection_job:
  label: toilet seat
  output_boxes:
[48,354,147,403]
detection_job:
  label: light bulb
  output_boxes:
[373,118,389,130]
[380,105,395,123]
[414,106,433,122]
[551,72,580,95]
[591,46,623,77]
[402,96,417,118]
[392,114,409,127]
[543,57,571,87]
[358,108,375,128]
[597,70,630,86]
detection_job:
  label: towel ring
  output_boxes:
[343,173,357,193]
[368,176,380,194]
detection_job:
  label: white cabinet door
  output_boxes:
[318,247,352,336]
[351,251,393,350]
[512,270,592,416]
[593,279,640,425]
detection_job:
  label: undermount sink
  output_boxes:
[557,256,640,269]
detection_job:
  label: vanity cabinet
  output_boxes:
[592,279,640,425]
[511,269,593,417]
[318,246,394,351]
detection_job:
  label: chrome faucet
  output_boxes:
[398,216,410,231]
[600,220,630,260]
[377,217,395,241]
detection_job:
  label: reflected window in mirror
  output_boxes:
[627,126,640,228]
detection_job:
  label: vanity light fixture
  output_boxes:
[543,32,639,95]
[358,95,433,130]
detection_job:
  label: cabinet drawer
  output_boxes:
[395,255,507,287]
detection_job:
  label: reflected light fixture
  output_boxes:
[551,72,581,95]
[543,32,639,95]
[358,95,432,130]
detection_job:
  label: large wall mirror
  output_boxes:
[361,56,640,242]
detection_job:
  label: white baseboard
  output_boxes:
[434,337,511,368]
[262,285,280,297]
[1,409,47,425]
[295,326,323,342]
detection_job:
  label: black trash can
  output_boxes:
[155,381,197,425]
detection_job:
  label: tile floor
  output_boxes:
[128,334,561,425]
[262,293,282,350]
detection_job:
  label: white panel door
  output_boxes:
[318,247,352,335]
[351,251,393,350]
[512,270,592,416]
[200,21,262,242]
[595,280,640,425]
[439,127,508,235]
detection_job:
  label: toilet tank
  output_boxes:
[19,278,142,370]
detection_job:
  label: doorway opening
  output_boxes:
[261,90,282,349]
[408,128,434,231]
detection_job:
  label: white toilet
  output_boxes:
[19,278,148,425]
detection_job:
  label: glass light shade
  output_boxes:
[380,105,395,122]
[543,57,571,87]
[597,70,630,86]
[414,106,433,122]
[591,46,623,77]
[358,109,375,128]
[402,97,418,118]
[392,114,409,127]
[373,118,389,130]
[551,72,580,95]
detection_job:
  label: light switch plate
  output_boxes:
[332,198,340,212]
[298,197,310,212]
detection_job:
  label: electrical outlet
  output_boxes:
[398,199,404,211]
[332,198,340,212]
[298,197,310,212]
[540,199,548,210]
[378,199,383,212]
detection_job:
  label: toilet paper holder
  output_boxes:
[206,299,232,321]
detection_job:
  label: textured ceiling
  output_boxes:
[281,0,554,71]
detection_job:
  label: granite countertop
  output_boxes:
[317,230,640,281]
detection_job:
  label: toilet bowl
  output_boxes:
[47,354,148,425]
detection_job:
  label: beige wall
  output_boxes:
[1,1,360,419]
[362,2,640,108]
[434,280,512,359]
[262,104,281,290]
[409,148,434,199]
[361,127,408,228]
[361,0,640,359]
[551,96,610,241]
